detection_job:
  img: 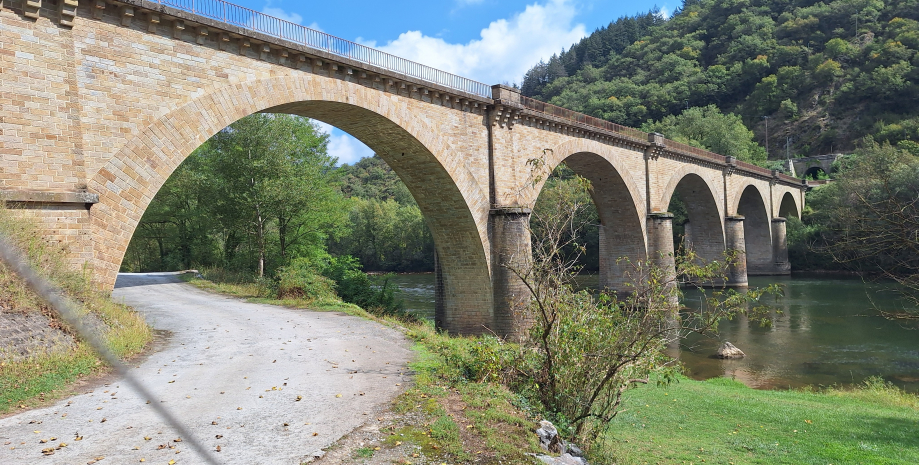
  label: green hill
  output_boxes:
[521,0,919,157]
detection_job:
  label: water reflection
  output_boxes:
[389,273,919,392]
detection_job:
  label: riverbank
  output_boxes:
[185,275,919,464]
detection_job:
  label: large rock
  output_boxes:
[534,420,590,464]
[536,420,564,454]
[716,341,746,359]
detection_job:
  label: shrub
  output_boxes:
[275,258,336,301]
[321,256,406,317]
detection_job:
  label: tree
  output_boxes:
[805,141,919,320]
[126,114,346,277]
[122,154,218,272]
[642,105,767,164]
[198,114,344,276]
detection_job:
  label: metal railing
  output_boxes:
[519,96,649,142]
[152,0,492,98]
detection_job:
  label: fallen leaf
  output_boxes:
[312,432,318,437]
[215,435,223,439]
[296,395,303,401]
[215,445,222,452]
[335,394,342,398]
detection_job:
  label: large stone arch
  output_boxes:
[525,139,647,292]
[735,184,773,274]
[659,168,725,263]
[87,75,493,334]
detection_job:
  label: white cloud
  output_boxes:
[262,5,302,25]
[366,0,587,85]
[658,5,672,19]
[311,120,374,166]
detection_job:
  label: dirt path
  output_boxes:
[0,273,413,464]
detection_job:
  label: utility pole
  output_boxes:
[762,116,770,158]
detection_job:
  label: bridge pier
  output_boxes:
[648,213,678,306]
[772,217,791,274]
[648,212,679,342]
[725,216,749,287]
[489,208,532,340]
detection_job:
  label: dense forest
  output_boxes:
[522,0,919,157]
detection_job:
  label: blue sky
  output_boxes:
[231,0,673,164]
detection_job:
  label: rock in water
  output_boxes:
[717,341,745,359]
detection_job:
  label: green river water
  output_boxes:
[386,273,919,392]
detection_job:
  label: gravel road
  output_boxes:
[0,272,414,464]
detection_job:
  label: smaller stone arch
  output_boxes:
[803,166,827,180]
[777,191,801,219]
[527,139,648,292]
[659,168,726,264]
[658,165,725,222]
[735,185,772,275]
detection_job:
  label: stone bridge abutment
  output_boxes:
[0,0,805,338]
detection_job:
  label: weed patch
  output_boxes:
[0,207,152,414]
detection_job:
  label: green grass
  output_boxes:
[592,376,919,465]
[0,207,152,414]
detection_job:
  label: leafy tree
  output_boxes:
[803,141,919,319]
[124,114,345,277]
[642,105,767,164]
[196,114,341,276]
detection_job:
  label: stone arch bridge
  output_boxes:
[0,0,805,337]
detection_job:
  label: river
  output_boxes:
[384,273,919,392]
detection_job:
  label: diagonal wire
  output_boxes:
[0,235,220,465]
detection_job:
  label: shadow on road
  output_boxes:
[114,272,185,289]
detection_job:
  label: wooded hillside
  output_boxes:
[521,0,919,156]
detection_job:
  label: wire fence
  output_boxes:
[0,237,221,464]
[152,0,492,98]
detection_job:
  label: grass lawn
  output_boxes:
[594,376,919,465]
